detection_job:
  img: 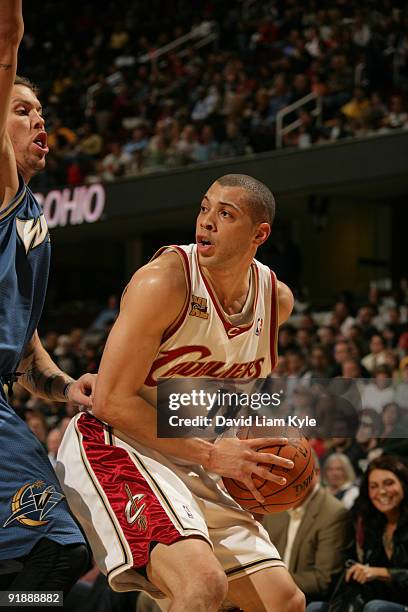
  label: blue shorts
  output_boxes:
[0,394,85,560]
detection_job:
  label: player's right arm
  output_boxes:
[92,252,293,503]
[0,0,23,209]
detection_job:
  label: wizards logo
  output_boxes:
[3,480,64,528]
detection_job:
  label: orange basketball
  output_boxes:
[223,436,315,514]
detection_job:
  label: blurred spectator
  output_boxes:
[25,411,48,447]
[99,142,131,181]
[175,124,200,165]
[395,359,408,409]
[278,324,298,354]
[378,403,408,440]
[332,340,352,376]
[341,87,370,120]
[122,126,149,173]
[47,427,63,468]
[91,295,119,331]
[54,335,80,378]
[296,328,315,358]
[322,453,360,510]
[325,301,355,336]
[42,331,59,360]
[362,366,396,413]
[361,334,388,373]
[304,345,332,379]
[356,305,380,345]
[218,121,249,158]
[317,326,336,352]
[383,95,408,130]
[77,122,104,159]
[195,125,219,163]
[341,358,367,382]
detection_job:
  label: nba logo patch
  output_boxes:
[182,504,194,519]
[255,318,263,336]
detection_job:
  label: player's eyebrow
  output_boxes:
[12,98,43,114]
[202,195,241,211]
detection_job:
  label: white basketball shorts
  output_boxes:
[56,413,284,597]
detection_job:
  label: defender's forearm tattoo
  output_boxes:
[0,63,12,70]
[22,366,73,401]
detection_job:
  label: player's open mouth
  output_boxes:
[33,132,49,154]
[197,236,214,254]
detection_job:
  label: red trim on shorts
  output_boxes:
[196,249,259,339]
[269,270,278,371]
[77,413,182,569]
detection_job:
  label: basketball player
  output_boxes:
[57,174,305,611]
[0,0,94,594]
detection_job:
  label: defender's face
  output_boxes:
[196,182,269,268]
[6,85,48,179]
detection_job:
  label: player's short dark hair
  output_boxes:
[216,174,275,226]
[14,75,39,96]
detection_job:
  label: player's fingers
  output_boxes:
[253,464,287,486]
[245,437,288,448]
[241,477,265,504]
[249,450,294,470]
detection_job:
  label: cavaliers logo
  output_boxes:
[124,485,147,531]
[3,480,64,528]
[189,295,209,320]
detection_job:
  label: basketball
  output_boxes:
[223,436,315,514]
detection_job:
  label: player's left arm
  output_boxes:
[277,280,294,325]
[17,330,95,405]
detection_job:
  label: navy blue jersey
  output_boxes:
[0,175,85,559]
[0,174,50,373]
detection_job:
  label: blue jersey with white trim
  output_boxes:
[0,177,84,558]
[0,174,50,374]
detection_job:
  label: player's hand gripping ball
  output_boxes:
[223,435,315,514]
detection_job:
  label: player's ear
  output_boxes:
[254,222,271,246]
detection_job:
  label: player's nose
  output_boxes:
[32,112,45,130]
[200,211,216,231]
[201,219,214,230]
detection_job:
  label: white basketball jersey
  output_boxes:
[140,244,279,405]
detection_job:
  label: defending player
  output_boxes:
[0,0,95,594]
[57,174,305,611]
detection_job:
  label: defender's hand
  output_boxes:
[67,373,97,407]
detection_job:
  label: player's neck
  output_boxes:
[16,162,33,185]
[201,263,252,315]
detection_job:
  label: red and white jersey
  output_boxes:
[140,244,279,405]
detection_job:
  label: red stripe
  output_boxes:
[77,413,182,569]
[269,270,278,371]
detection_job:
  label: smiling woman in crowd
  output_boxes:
[308,455,408,612]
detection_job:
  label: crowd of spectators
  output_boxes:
[22,0,408,190]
